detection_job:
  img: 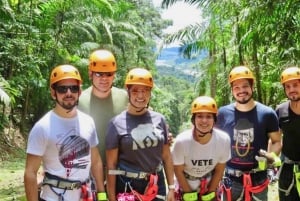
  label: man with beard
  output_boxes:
[78,49,128,164]
[24,65,106,201]
[276,66,300,201]
[216,66,281,201]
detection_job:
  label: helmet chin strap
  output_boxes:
[129,99,149,113]
[194,126,212,137]
[127,91,150,113]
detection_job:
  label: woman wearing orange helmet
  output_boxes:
[172,96,231,201]
[106,68,175,201]
[24,65,106,201]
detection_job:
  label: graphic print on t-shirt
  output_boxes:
[57,129,90,177]
[231,119,254,166]
[131,123,163,150]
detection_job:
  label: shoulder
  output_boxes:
[80,86,92,95]
[213,128,230,140]
[255,102,276,113]
[77,110,94,121]
[218,103,234,113]
[79,86,92,102]
[148,110,166,120]
[276,101,289,110]
[177,129,193,139]
[112,87,128,96]
[110,110,127,122]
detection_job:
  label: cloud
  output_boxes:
[152,0,202,34]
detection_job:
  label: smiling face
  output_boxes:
[127,85,151,114]
[231,79,254,104]
[194,112,215,133]
[51,79,81,110]
[284,79,300,102]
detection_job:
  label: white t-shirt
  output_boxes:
[172,128,231,190]
[27,110,98,201]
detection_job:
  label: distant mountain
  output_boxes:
[155,46,207,82]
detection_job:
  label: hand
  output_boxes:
[259,149,281,167]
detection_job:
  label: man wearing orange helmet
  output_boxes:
[24,65,106,201]
[78,49,128,163]
[216,66,282,201]
[172,96,231,201]
[276,66,300,201]
[105,68,175,201]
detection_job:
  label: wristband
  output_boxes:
[168,184,175,190]
[97,192,107,201]
[270,152,281,167]
[183,192,198,201]
[201,192,216,201]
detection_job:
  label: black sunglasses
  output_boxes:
[55,85,80,94]
[94,72,114,77]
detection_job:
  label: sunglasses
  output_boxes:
[94,72,114,77]
[55,85,80,94]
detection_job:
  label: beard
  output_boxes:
[236,92,253,104]
[59,96,78,110]
[289,96,300,102]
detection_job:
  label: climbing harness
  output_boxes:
[278,157,300,196]
[174,172,218,201]
[116,174,162,201]
[221,168,269,201]
[110,164,164,201]
[42,172,93,201]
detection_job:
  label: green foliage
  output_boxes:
[162,0,300,108]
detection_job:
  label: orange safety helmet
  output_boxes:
[228,66,255,84]
[280,66,300,84]
[125,68,153,88]
[50,64,82,87]
[89,49,117,72]
[191,96,218,114]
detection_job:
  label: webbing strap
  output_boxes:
[243,173,269,201]
[199,178,208,196]
[127,174,159,201]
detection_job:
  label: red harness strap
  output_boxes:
[199,178,208,197]
[243,173,269,201]
[131,174,159,201]
[81,183,93,201]
[220,184,232,201]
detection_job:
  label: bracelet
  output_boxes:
[168,184,175,190]
[97,192,107,201]
[183,192,198,201]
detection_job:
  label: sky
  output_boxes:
[152,0,202,34]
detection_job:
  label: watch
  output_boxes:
[168,184,175,190]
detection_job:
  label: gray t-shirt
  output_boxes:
[106,110,168,173]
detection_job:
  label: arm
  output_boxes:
[268,130,282,155]
[174,164,193,192]
[24,153,42,201]
[261,131,282,165]
[106,148,118,201]
[162,144,175,201]
[91,147,105,193]
[207,163,226,193]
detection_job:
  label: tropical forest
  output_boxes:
[0,0,299,200]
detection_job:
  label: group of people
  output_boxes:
[23,48,300,201]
